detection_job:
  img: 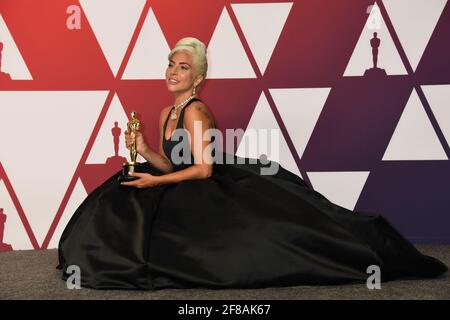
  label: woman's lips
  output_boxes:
[168,78,179,85]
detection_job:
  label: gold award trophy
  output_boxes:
[119,111,141,182]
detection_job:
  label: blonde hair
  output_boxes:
[168,37,208,84]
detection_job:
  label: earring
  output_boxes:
[192,86,197,96]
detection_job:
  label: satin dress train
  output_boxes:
[57,98,448,290]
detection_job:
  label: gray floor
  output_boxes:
[0,246,449,300]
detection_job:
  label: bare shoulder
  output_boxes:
[185,100,207,113]
[185,101,214,122]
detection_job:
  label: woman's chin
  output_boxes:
[167,87,190,95]
[166,84,179,91]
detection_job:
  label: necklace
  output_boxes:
[170,94,196,120]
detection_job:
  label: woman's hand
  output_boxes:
[125,130,148,155]
[120,172,161,188]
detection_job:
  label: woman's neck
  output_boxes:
[173,90,195,106]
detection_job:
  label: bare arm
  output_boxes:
[138,147,173,174]
[138,106,174,174]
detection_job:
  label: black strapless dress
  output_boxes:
[57,98,448,290]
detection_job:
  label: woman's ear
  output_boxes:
[195,74,204,87]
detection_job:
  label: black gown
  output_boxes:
[57,98,447,290]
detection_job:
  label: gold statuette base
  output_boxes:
[118,161,140,182]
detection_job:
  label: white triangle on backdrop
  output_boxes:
[207,7,256,79]
[122,7,171,79]
[307,171,370,211]
[47,178,87,249]
[343,2,407,76]
[383,0,447,71]
[86,93,144,164]
[231,2,293,75]
[0,91,108,246]
[80,0,146,76]
[270,88,330,159]
[236,92,302,177]
[421,84,450,147]
[0,14,32,80]
[382,89,447,160]
[0,179,33,250]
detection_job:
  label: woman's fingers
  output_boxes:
[125,130,142,150]
[125,133,136,150]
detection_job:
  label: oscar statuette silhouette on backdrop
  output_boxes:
[82,121,128,193]
[0,208,13,252]
[105,121,127,168]
[364,32,387,77]
[0,42,12,81]
[112,121,121,157]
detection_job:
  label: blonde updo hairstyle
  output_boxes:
[168,37,208,88]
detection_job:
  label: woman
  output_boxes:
[57,37,447,290]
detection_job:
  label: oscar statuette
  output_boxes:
[119,111,141,182]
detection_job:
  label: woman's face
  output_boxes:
[165,51,201,95]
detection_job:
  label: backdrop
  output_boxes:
[0,0,449,251]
